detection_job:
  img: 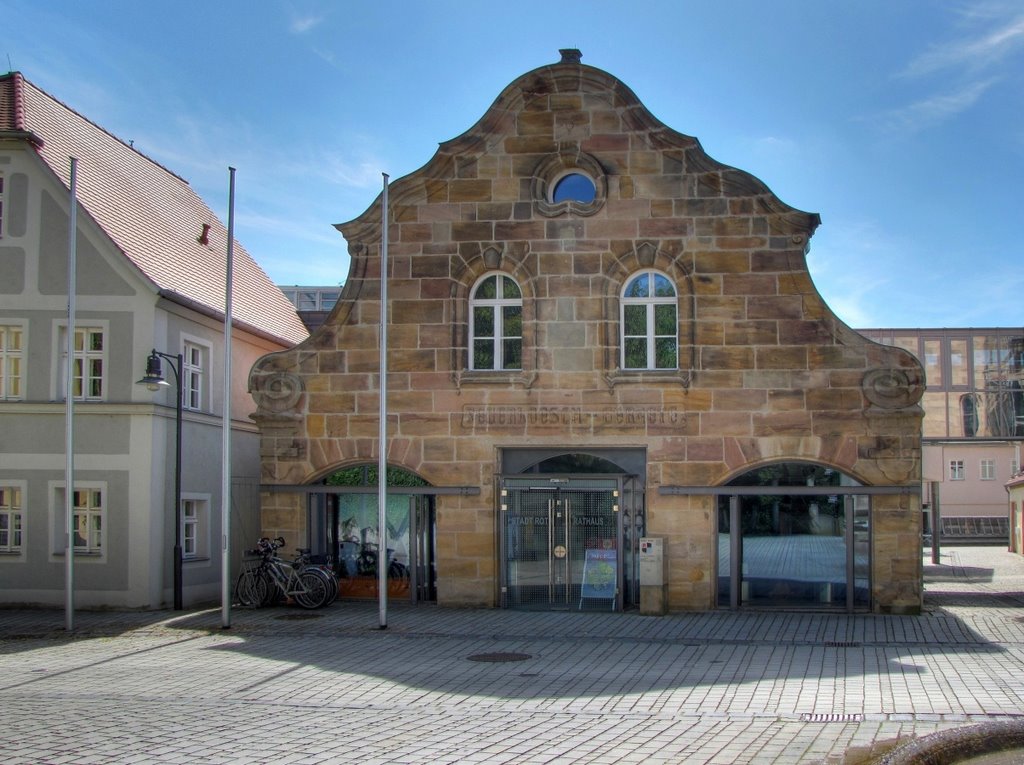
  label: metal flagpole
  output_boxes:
[221,167,236,629]
[64,157,78,632]
[378,173,389,630]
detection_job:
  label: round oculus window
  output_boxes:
[551,173,597,204]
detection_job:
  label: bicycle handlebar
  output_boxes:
[254,537,288,558]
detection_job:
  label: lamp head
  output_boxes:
[136,351,170,392]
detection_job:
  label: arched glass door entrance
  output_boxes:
[499,450,646,611]
[716,463,871,611]
[308,465,438,603]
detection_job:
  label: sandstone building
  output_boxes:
[251,51,924,613]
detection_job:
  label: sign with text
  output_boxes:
[579,548,617,608]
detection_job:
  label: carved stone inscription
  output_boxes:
[461,405,686,429]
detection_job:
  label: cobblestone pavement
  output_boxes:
[1,546,1023,764]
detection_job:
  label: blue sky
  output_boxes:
[5,1,1023,328]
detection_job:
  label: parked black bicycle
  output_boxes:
[234,537,335,609]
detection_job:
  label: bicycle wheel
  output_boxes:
[305,567,336,607]
[316,565,339,603]
[297,564,337,603]
[256,569,276,607]
[294,570,331,609]
[262,569,283,606]
[233,572,251,606]
[235,569,269,608]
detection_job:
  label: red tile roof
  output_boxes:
[0,73,308,345]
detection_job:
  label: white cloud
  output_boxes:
[310,152,386,189]
[233,209,343,248]
[900,12,1024,78]
[812,274,888,329]
[311,46,338,66]
[125,102,386,202]
[805,218,920,327]
[872,9,1023,137]
[751,136,799,155]
[875,78,998,134]
[289,14,324,34]
[806,252,892,328]
[810,225,1023,327]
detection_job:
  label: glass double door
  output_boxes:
[500,477,622,611]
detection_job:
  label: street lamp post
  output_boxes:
[137,349,184,610]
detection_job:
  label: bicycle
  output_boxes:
[292,547,339,604]
[235,554,271,607]
[234,537,333,609]
[354,544,410,581]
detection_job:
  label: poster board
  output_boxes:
[579,548,617,609]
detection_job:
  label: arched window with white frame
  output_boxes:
[621,271,678,370]
[470,273,522,370]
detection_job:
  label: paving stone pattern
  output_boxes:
[1,546,1023,764]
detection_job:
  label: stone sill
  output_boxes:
[454,370,538,390]
[604,369,692,389]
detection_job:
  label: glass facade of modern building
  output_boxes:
[279,287,341,312]
[859,329,1024,440]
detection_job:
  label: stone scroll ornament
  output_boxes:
[251,371,304,415]
[862,367,924,409]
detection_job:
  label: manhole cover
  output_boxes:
[274,613,323,621]
[467,652,532,663]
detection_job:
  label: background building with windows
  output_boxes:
[0,72,307,608]
[859,328,1023,543]
[1008,469,1024,555]
[278,286,341,333]
[253,51,924,615]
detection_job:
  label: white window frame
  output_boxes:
[620,270,678,370]
[318,290,340,311]
[980,459,996,481]
[181,494,210,560]
[0,322,26,400]
[0,171,5,238]
[949,460,965,481]
[0,481,25,554]
[469,273,523,371]
[283,287,341,311]
[50,481,106,558]
[54,322,108,401]
[181,338,209,412]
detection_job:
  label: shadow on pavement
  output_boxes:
[1,547,1021,705]
[923,563,994,583]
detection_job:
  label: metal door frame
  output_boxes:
[718,488,873,613]
[498,474,630,611]
[621,474,645,607]
[408,495,436,603]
